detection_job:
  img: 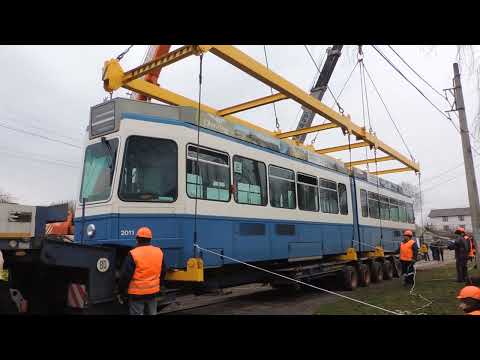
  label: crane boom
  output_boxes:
[131,45,171,101]
[294,45,343,143]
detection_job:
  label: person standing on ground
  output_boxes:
[438,241,444,262]
[420,243,429,261]
[119,227,165,315]
[457,286,480,315]
[398,230,418,286]
[449,227,471,283]
[430,241,438,261]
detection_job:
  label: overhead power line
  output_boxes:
[387,45,447,101]
[0,122,81,149]
[0,147,80,169]
[372,45,480,157]
[372,45,462,133]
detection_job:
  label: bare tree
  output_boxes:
[0,188,16,204]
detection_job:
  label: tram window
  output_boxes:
[80,138,119,203]
[269,165,296,209]
[233,156,267,206]
[186,145,230,202]
[360,189,368,217]
[406,203,415,224]
[368,192,380,219]
[319,178,339,214]
[338,183,348,215]
[297,173,319,212]
[119,136,177,202]
[398,200,407,222]
[379,195,390,221]
[389,198,399,222]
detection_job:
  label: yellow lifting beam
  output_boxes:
[275,123,339,139]
[316,141,370,154]
[102,45,420,175]
[217,93,287,116]
[203,45,419,173]
[369,167,413,176]
[345,156,395,168]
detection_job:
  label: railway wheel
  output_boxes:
[370,261,384,283]
[358,263,371,287]
[391,257,401,278]
[382,261,394,280]
[342,266,358,291]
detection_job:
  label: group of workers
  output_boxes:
[419,242,444,262]
[399,227,480,315]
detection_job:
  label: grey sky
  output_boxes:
[1,45,479,221]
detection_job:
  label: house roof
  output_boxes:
[428,208,470,218]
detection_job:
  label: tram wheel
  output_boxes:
[358,263,371,287]
[342,266,358,291]
[382,261,394,280]
[370,261,384,283]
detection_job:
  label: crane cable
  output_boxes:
[362,64,416,162]
[358,46,384,244]
[358,46,371,172]
[193,53,204,257]
[347,133,357,249]
[263,45,280,131]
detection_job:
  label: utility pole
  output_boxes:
[453,62,480,268]
[294,45,343,143]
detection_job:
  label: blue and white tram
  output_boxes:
[75,98,415,285]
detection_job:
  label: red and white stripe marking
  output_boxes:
[67,283,87,308]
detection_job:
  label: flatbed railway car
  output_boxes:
[1,98,415,313]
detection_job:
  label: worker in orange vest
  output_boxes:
[118,227,165,315]
[398,230,418,286]
[457,286,480,315]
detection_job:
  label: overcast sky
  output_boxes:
[1,45,479,220]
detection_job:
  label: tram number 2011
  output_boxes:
[120,229,135,236]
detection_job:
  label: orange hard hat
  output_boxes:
[136,227,153,240]
[457,286,480,300]
[455,227,466,234]
[403,230,413,237]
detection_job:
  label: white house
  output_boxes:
[427,207,472,233]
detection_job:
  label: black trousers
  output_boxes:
[401,260,414,285]
[439,249,444,261]
[456,258,469,283]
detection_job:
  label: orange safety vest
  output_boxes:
[468,237,476,257]
[400,239,415,261]
[128,245,164,296]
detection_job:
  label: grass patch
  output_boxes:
[315,263,480,315]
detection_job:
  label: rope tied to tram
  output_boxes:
[194,244,403,315]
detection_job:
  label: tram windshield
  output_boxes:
[79,138,119,203]
[119,136,178,202]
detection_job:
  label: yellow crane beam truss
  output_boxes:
[102,45,419,175]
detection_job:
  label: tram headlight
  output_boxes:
[86,224,96,238]
[9,240,18,248]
